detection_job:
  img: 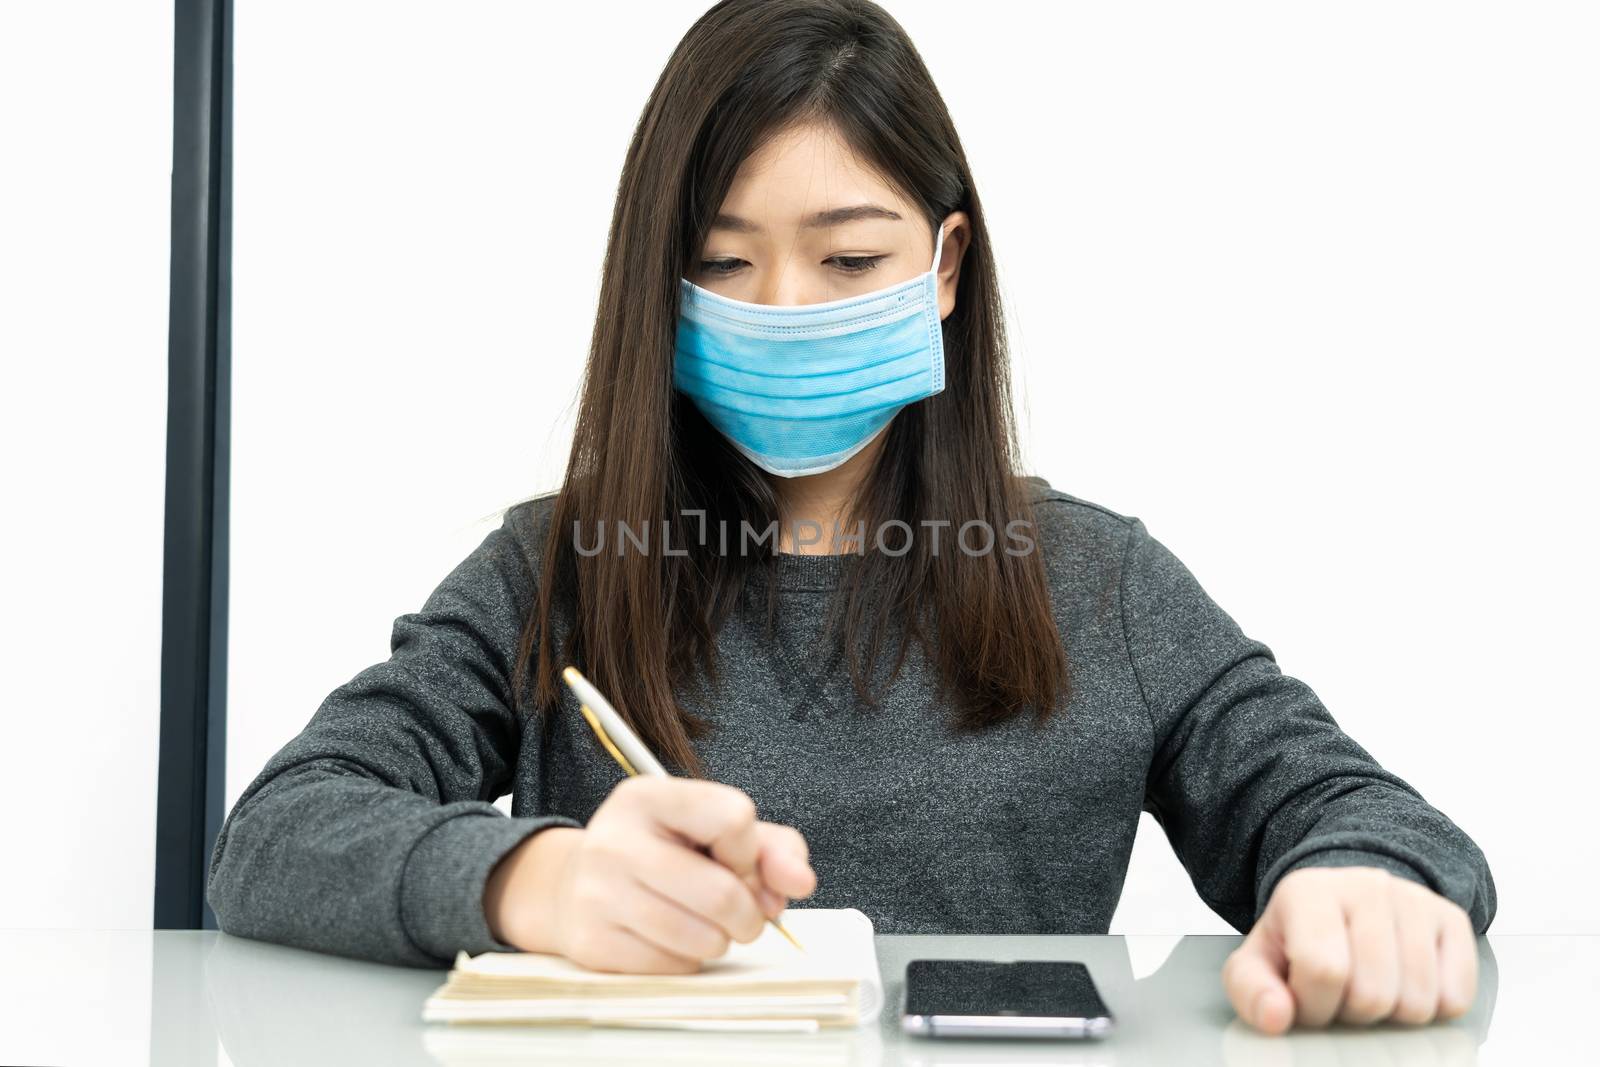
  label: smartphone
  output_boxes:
[901,959,1115,1039]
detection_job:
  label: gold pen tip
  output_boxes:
[774,919,805,952]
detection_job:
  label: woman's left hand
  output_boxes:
[1221,866,1479,1034]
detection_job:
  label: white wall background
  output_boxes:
[1,4,172,929]
[6,1,1591,936]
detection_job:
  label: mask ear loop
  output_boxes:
[930,221,947,274]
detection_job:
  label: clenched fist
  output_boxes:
[1223,865,1479,1034]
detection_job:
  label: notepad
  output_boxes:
[422,908,883,1033]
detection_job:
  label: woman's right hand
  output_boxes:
[484,776,817,973]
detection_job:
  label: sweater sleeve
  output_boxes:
[205,504,581,967]
[1121,517,1497,934]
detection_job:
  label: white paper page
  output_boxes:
[435,907,884,1026]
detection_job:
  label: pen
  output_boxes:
[561,665,805,953]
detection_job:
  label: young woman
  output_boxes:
[208,0,1496,1036]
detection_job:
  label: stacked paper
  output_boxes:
[422,907,883,1033]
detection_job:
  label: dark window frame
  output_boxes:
[155,0,231,930]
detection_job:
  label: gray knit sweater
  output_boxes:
[206,477,1497,968]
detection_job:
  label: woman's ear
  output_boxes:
[935,211,970,321]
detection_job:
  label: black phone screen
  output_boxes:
[903,959,1112,1019]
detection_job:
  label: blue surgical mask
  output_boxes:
[674,222,947,477]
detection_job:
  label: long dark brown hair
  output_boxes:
[510,0,1069,777]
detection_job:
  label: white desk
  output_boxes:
[1,930,1588,1065]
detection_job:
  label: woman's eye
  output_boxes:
[699,259,746,277]
[830,255,884,275]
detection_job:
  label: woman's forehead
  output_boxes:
[719,123,910,224]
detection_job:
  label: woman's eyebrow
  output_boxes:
[710,203,903,233]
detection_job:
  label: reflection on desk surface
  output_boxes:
[14,927,1597,1067]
